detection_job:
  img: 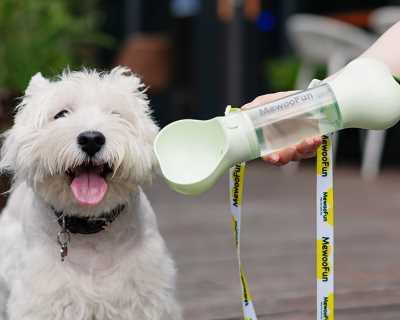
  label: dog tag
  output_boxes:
[60,244,68,262]
[57,229,71,262]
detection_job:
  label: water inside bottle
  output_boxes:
[243,84,343,156]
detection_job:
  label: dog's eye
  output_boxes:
[54,109,70,119]
[111,111,121,116]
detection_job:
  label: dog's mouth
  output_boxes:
[66,163,113,206]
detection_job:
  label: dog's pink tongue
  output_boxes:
[71,172,108,205]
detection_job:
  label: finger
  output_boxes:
[274,146,297,165]
[302,152,317,159]
[312,136,322,145]
[293,150,316,161]
[241,91,295,109]
[295,138,316,154]
[295,138,321,157]
[262,153,280,164]
[296,137,322,154]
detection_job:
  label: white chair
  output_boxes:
[287,14,374,88]
[285,14,375,173]
[369,6,400,34]
[361,7,400,179]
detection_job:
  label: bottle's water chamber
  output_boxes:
[242,84,343,156]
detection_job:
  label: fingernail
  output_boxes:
[306,138,314,145]
[313,137,321,144]
[270,154,279,163]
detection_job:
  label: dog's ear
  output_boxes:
[25,72,50,95]
[109,66,144,92]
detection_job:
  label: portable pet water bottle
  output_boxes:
[154,58,400,195]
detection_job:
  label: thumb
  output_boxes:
[241,91,296,110]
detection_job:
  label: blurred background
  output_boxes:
[2,1,400,319]
[3,0,400,177]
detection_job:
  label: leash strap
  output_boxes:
[229,162,258,320]
[316,134,335,320]
[226,106,335,320]
[227,106,258,320]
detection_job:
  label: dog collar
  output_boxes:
[52,204,126,262]
[52,204,126,235]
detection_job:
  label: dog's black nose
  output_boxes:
[77,131,106,156]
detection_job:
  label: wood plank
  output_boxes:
[146,161,400,319]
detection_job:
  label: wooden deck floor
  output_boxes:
[147,161,400,320]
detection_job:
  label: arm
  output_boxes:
[361,21,400,75]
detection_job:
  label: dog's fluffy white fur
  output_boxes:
[0,68,182,319]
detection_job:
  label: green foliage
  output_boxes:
[264,57,300,92]
[0,0,112,91]
[264,56,327,91]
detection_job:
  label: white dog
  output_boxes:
[0,68,182,320]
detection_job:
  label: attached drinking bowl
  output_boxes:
[154,119,227,194]
[154,114,260,195]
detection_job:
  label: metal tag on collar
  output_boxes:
[57,215,71,262]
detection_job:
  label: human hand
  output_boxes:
[242,92,322,166]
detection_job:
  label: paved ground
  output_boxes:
[147,161,400,320]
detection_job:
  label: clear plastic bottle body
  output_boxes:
[242,84,343,156]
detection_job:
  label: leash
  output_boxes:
[229,162,257,320]
[226,107,335,319]
[316,134,334,320]
[227,106,257,319]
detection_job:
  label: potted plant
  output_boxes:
[0,0,111,207]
